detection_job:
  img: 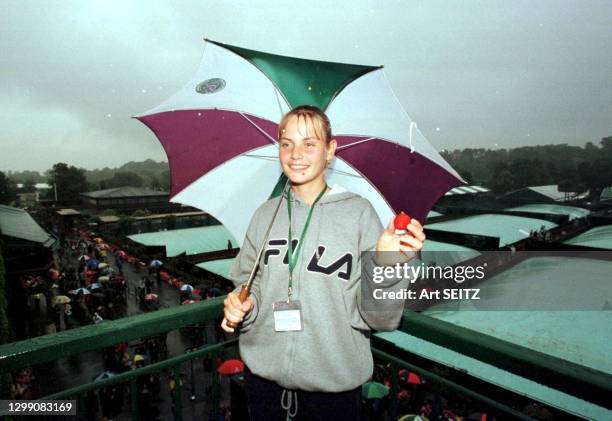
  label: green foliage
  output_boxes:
[47,163,88,202]
[21,179,37,193]
[5,170,45,184]
[0,172,18,205]
[443,137,612,194]
[103,171,144,188]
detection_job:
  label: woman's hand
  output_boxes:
[221,292,254,333]
[375,217,426,264]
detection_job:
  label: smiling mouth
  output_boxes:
[288,164,309,170]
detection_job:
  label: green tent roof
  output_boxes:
[210,40,380,111]
[0,205,56,247]
[196,258,235,279]
[426,214,557,246]
[563,225,612,249]
[128,226,236,257]
[506,204,590,220]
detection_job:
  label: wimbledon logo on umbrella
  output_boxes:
[196,78,226,94]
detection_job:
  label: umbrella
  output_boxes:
[137,40,463,245]
[362,381,389,399]
[180,284,194,292]
[399,369,421,385]
[52,295,71,304]
[218,359,244,375]
[93,371,116,382]
[149,259,163,268]
[398,416,429,421]
[116,250,126,257]
[88,283,103,290]
[78,255,90,261]
[181,299,196,305]
[98,262,109,269]
[87,259,100,269]
[69,288,91,295]
[98,276,110,282]
[144,293,159,301]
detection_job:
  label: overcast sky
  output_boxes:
[2,0,611,172]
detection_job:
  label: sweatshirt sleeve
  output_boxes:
[354,201,419,332]
[228,207,264,330]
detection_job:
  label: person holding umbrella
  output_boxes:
[221,105,425,420]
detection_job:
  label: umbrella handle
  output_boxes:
[226,284,250,329]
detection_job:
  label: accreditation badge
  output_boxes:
[272,300,303,332]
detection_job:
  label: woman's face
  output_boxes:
[279,115,336,188]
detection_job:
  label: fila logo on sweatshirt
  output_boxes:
[264,239,353,281]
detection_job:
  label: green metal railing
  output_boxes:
[1,299,610,419]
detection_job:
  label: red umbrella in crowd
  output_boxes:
[217,359,244,375]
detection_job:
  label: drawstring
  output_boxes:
[281,388,298,420]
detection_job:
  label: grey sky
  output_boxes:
[1,0,611,172]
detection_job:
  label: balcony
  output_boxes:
[1,297,610,420]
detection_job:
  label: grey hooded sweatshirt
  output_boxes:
[229,185,412,392]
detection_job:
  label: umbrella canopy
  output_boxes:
[69,288,91,295]
[181,299,195,305]
[149,259,163,267]
[78,255,90,261]
[52,295,71,304]
[362,381,389,399]
[137,40,463,245]
[399,369,421,385]
[87,259,100,269]
[218,359,244,375]
[93,371,116,382]
[88,283,103,291]
[180,284,194,292]
[116,250,126,257]
[98,262,109,269]
[144,293,159,301]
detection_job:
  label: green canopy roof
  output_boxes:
[506,204,590,220]
[0,205,56,247]
[196,257,235,279]
[426,214,557,246]
[563,225,612,249]
[210,40,380,110]
[128,226,236,257]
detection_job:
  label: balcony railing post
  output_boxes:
[390,363,399,419]
[211,351,219,415]
[130,377,139,421]
[173,367,183,421]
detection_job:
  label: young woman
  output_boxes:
[221,105,425,420]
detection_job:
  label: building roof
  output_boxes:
[56,208,81,216]
[0,205,56,247]
[444,185,490,196]
[506,204,590,221]
[563,225,612,249]
[128,225,237,257]
[81,186,169,199]
[601,187,612,201]
[98,215,121,223]
[426,214,557,246]
[196,258,235,279]
[133,211,206,221]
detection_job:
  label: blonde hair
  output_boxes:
[278,105,332,144]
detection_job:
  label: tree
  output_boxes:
[47,163,88,203]
[22,179,37,193]
[0,172,17,205]
[105,171,144,188]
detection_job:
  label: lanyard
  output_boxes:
[286,184,328,300]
